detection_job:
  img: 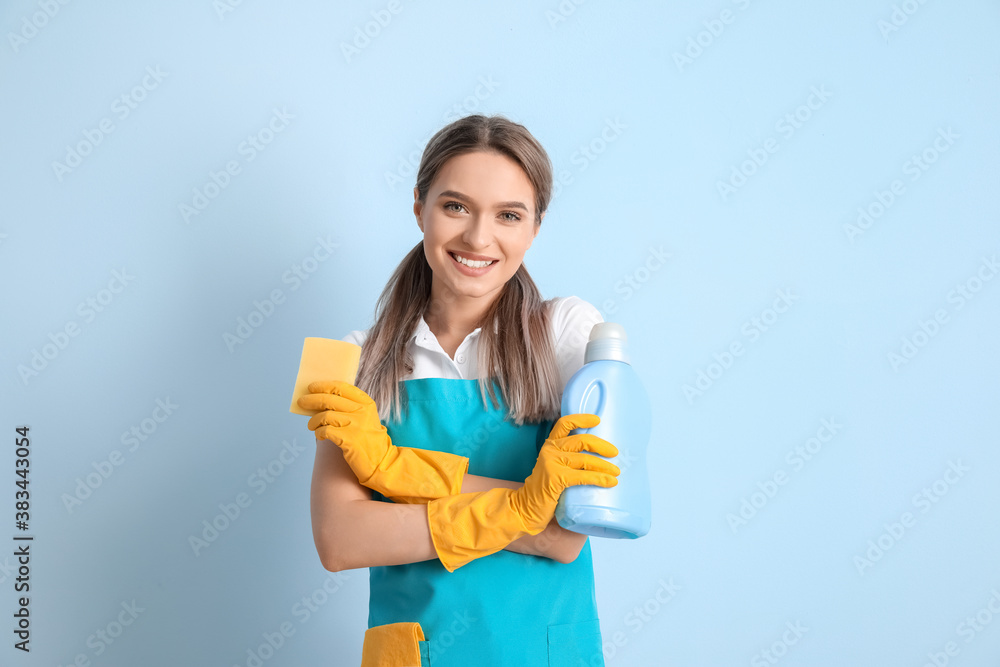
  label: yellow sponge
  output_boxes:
[288,337,362,415]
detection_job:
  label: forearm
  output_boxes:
[312,439,438,571]
[315,497,438,571]
[317,486,583,572]
[461,473,588,564]
[313,445,585,570]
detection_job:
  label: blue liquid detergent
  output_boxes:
[555,322,652,539]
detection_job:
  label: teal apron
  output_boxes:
[368,377,606,667]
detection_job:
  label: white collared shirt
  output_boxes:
[342,295,603,394]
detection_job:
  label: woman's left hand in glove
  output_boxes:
[297,380,469,504]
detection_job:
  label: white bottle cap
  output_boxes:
[589,322,627,343]
[584,322,630,364]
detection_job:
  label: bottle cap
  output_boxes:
[585,322,630,364]
[589,322,627,342]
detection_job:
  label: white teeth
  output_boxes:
[452,253,494,268]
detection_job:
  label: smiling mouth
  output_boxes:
[449,252,497,268]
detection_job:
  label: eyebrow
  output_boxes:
[436,190,529,212]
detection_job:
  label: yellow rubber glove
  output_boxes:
[297,380,469,504]
[426,413,619,572]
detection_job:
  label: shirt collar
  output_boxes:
[412,314,485,352]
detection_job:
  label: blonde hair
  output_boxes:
[355,114,561,426]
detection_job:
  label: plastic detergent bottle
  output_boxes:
[555,322,652,539]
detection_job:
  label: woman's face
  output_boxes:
[414,150,542,307]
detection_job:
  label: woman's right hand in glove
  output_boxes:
[426,413,620,572]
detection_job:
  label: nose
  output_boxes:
[461,213,491,249]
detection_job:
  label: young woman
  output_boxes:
[298,114,620,666]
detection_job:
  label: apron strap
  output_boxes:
[360,622,425,667]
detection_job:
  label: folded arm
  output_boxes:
[460,472,588,563]
[310,441,586,573]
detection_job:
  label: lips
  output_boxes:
[447,251,498,276]
[449,251,497,268]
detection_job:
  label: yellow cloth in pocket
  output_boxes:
[360,622,424,667]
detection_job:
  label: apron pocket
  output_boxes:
[546,618,604,667]
[361,622,426,667]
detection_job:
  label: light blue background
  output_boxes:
[2,1,998,665]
